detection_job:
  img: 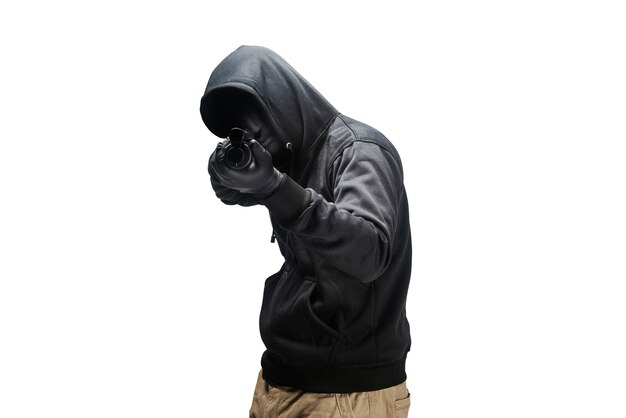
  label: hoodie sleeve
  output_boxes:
[263,140,404,283]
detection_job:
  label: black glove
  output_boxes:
[208,144,260,206]
[209,171,260,206]
[209,139,284,198]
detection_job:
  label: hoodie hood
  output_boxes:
[200,46,339,179]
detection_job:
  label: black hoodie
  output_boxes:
[201,46,412,393]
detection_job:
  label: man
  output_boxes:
[201,45,412,417]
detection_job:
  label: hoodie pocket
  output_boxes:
[260,268,342,367]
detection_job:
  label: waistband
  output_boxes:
[261,351,407,393]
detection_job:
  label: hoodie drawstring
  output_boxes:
[286,141,294,178]
[270,141,294,243]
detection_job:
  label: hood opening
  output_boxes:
[200,84,260,139]
[200,45,340,182]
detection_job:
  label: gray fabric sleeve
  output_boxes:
[276,141,404,283]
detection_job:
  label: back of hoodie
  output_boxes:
[201,46,412,393]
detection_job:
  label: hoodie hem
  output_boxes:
[261,352,407,393]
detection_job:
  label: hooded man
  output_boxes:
[201,45,412,417]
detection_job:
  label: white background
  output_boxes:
[1,1,625,417]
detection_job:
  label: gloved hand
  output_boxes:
[208,139,284,198]
[208,144,260,206]
[209,171,260,206]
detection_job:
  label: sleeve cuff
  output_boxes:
[259,174,310,224]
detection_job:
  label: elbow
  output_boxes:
[355,231,393,283]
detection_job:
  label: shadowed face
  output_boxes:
[230,104,291,172]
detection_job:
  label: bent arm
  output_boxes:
[260,141,404,282]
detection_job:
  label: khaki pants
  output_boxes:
[249,370,410,418]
